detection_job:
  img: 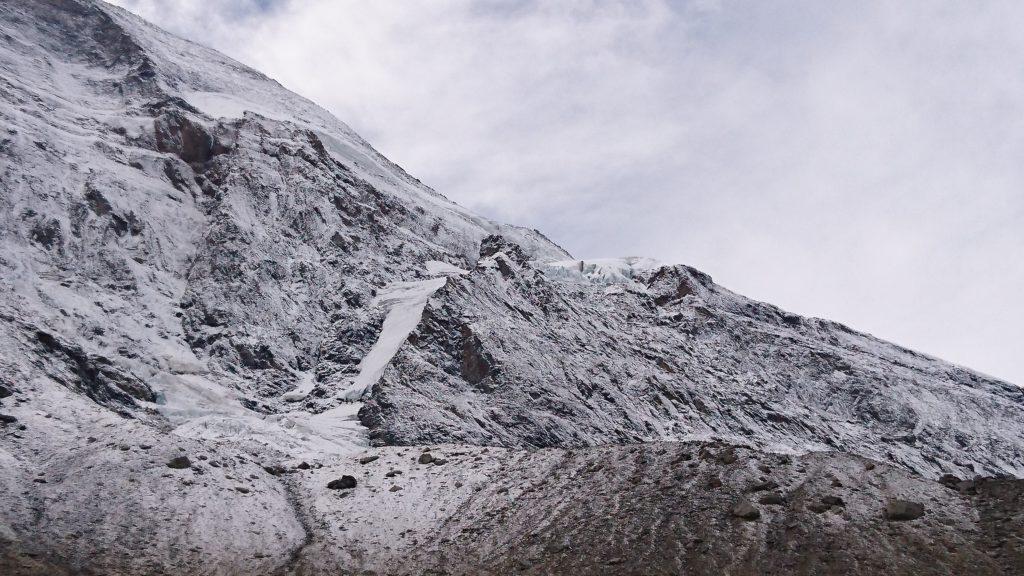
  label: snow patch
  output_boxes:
[425,260,469,276]
[152,370,368,458]
[338,277,448,401]
[282,371,316,403]
[181,90,296,123]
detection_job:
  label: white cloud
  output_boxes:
[111,0,1024,384]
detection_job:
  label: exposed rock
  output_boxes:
[748,480,778,492]
[956,479,978,495]
[732,500,761,520]
[327,476,358,490]
[166,456,192,470]
[822,495,846,507]
[885,499,925,521]
[939,474,962,489]
[33,330,156,411]
[359,455,380,465]
[758,492,786,506]
[418,453,435,465]
[718,449,738,465]
[262,465,286,476]
[807,501,832,514]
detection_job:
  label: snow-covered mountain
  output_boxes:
[1,1,1022,574]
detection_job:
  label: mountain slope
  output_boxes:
[362,245,1024,478]
[0,1,1021,574]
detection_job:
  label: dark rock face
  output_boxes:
[28,218,63,251]
[459,325,495,386]
[974,477,1024,573]
[153,112,225,166]
[33,330,155,411]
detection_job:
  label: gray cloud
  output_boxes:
[110,0,1024,384]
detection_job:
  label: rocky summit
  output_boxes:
[1,1,1022,575]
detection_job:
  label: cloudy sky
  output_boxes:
[110,0,1023,385]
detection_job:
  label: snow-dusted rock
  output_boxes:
[364,248,1024,478]
[0,1,1022,574]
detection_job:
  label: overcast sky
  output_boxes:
[110,0,1023,385]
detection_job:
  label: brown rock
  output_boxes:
[327,475,357,490]
[732,500,760,520]
[885,499,925,521]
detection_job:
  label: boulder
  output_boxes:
[758,492,786,506]
[719,449,738,465]
[166,456,192,469]
[807,501,831,514]
[821,495,845,507]
[262,464,287,476]
[748,480,779,492]
[885,499,925,521]
[939,474,962,489]
[732,500,760,520]
[327,476,357,490]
